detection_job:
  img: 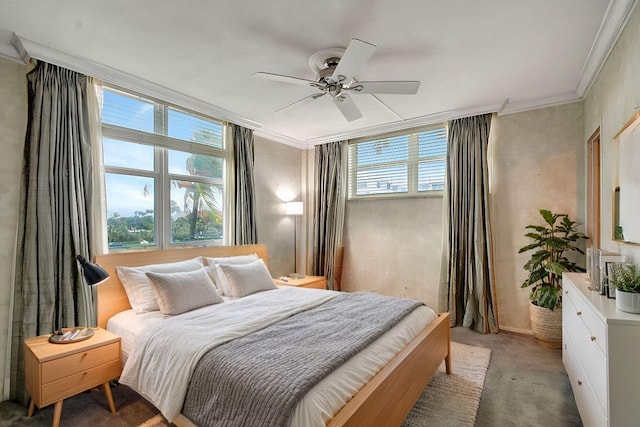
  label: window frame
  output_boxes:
[101,85,229,251]
[347,123,447,200]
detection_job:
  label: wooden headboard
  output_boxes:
[94,244,269,329]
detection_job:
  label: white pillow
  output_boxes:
[145,268,223,315]
[116,257,204,313]
[219,259,277,298]
[203,254,259,296]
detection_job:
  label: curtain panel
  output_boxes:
[446,113,498,333]
[10,62,97,402]
[312,141,347,290]
[232,124,257,245]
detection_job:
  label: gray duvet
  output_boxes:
[181,291,422,427]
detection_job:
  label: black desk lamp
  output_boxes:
[76,255,110,286]
[49,256,110,344]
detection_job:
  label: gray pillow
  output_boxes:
[219,259,277,298]
[203,254,259,296]
[145,267,223,315]
[116,257,204,313]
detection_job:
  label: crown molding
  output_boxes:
[0,31,23,63]
[302,91,585,145]
[499,92,583,116]
[15,35,264,132]
[254,128,308,149]
[575,0,637,97]
[303,101,504,145]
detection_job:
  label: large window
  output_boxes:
[101,87,226,250]
[348,125,447,198]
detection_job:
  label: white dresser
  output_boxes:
[562,273,640,427]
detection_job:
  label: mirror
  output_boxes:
[613,111,640,244]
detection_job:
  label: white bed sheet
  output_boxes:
[107,289,437,426]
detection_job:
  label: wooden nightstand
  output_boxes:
[274,275,327,289]
[24,328,122,427]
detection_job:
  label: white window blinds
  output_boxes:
[348,125,447,198]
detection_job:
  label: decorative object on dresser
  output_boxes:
[519,210,587,348]
[598,252,625,296]
[274,275,327,290]
[562,273,640,427]
[608,263,640,314]
[24,328,122,427]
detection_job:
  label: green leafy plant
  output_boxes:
[609,263,640,293]
[519,210,587,310]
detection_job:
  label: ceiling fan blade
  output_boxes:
[333,94,363,122]
[276,93,326,113]
[352,81,421,95]
[331,38,376,83]
[253,71,318,87]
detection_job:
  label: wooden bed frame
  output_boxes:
[94,244,451,427]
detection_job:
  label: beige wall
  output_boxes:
[490,103,584,332]
[0,56,27,399]
[584,3,640,264]
[341,197,444,311]
[253,135,304,278]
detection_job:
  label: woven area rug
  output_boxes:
[402,341,491,427]
[135,341,491,427]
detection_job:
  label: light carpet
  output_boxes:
[135,341,491,427]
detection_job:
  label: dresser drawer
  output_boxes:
[564,329,608,427]
[562,301,607,414]
[564,285,607,354]
[42,341,120,384]
[40,359,122,406]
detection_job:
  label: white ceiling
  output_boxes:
[0,0,636,147]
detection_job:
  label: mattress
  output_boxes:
[107,288,436,426]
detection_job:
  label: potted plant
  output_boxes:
[519,209,587,348]
[609,263,640,313]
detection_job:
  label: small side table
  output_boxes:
[24,328,122,427]
[274,275,327,290]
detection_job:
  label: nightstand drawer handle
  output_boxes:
[576,311,582,316]
[565,291,568,295]
[577,380,582,386]
[590,336,596,342]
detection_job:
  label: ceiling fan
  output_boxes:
[253,38,420,122]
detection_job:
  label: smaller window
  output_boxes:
[348,125,447,198]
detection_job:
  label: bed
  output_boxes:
[95,244,451,427]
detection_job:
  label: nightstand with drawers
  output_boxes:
[274,275,327,289]
[24,328,122,427]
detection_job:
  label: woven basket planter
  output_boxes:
[529,302,562,348]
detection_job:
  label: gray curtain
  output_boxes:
[312,141,347,290]
[10,62,96,402]
[446,113,498,333]
[232,124,257,245]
